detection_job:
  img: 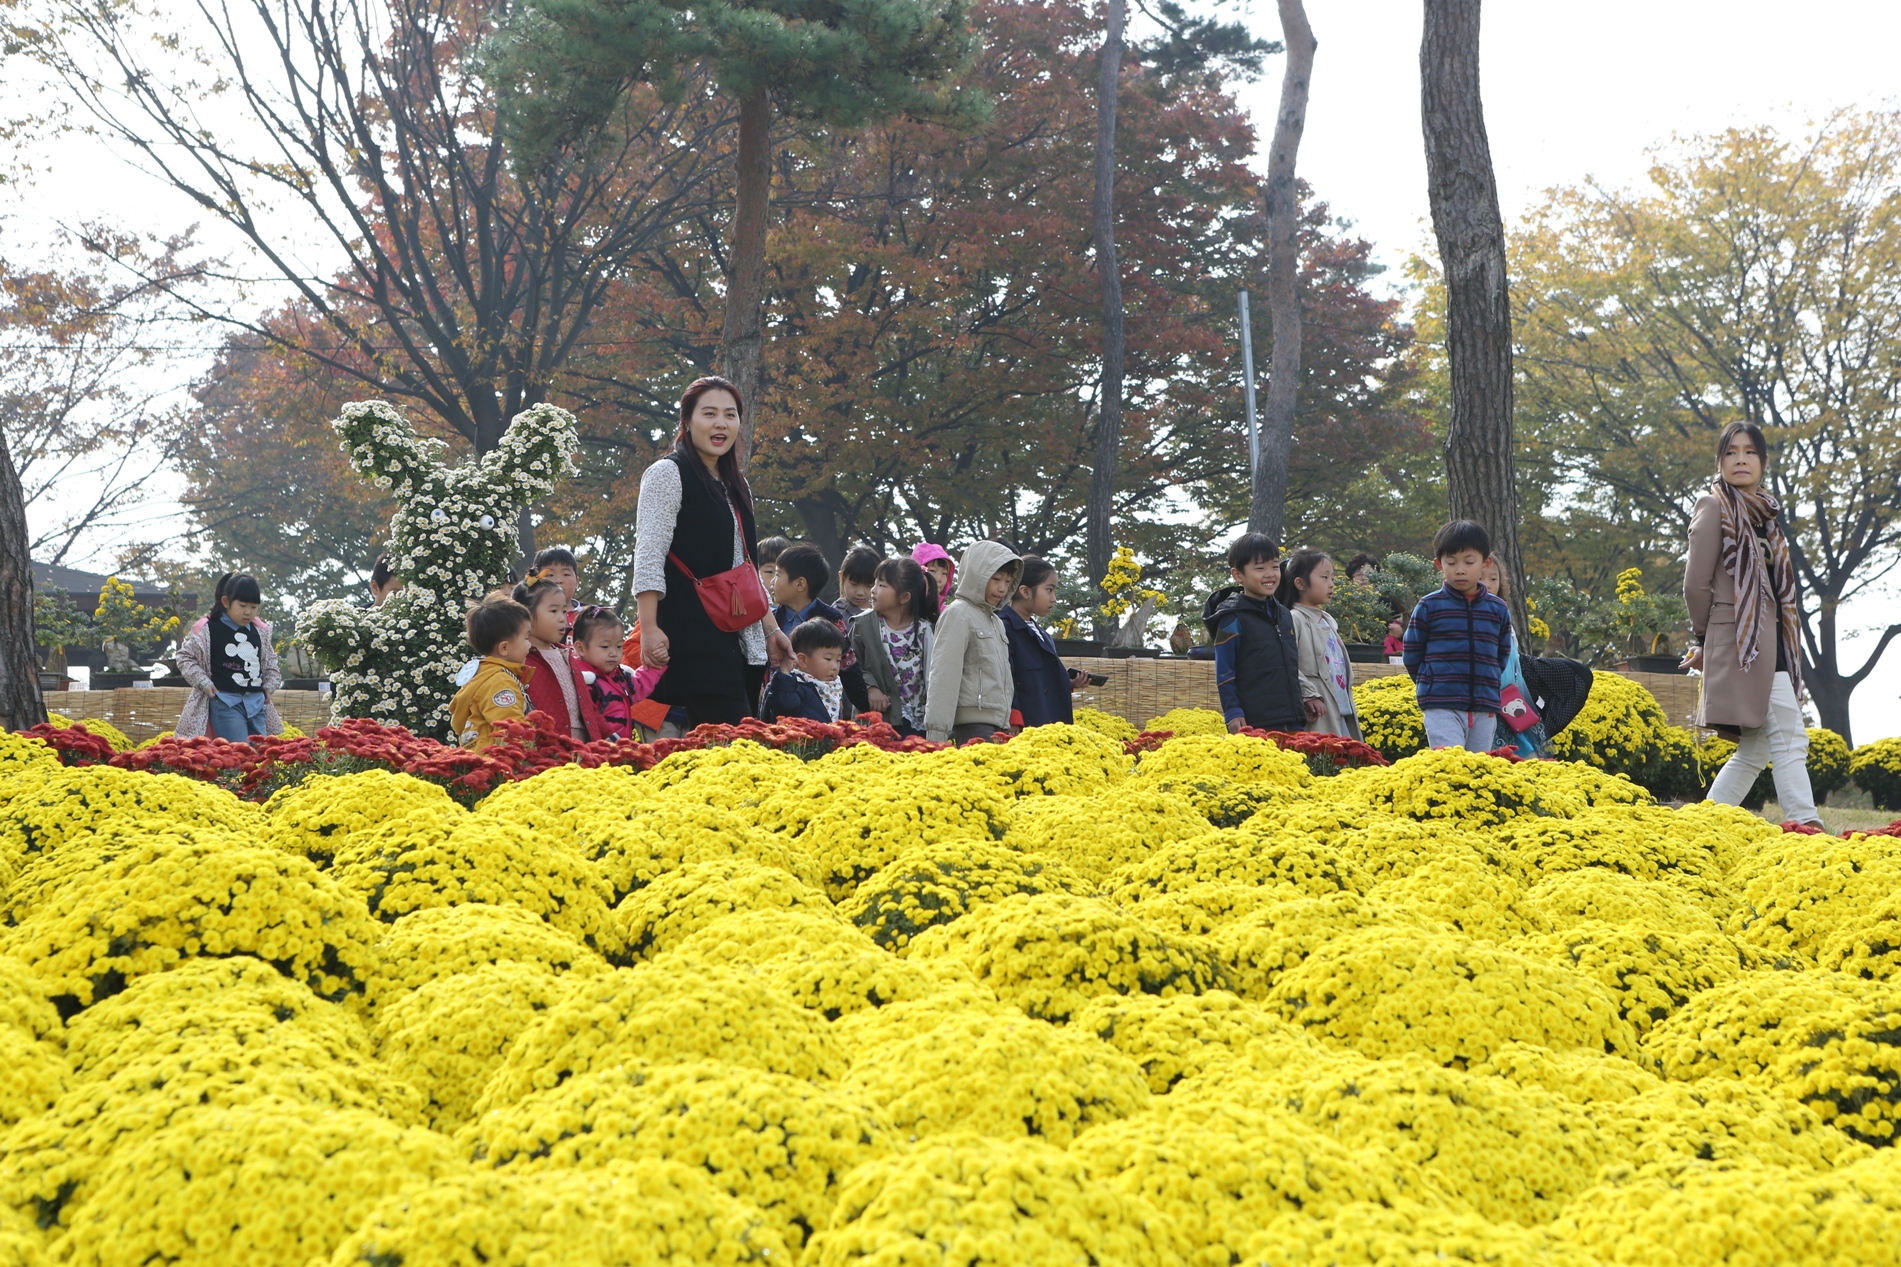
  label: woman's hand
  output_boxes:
[641,624,671,670]
[1227,717,1247,734]
[1303,697,1325,721]
[1680,645,1703,672]
[199,683,218,699]
[1067,668,1087,693]
[867,687,891,712]
[767,628,794,668]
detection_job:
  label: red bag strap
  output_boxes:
[666,551,701,584]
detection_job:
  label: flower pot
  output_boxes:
[90,672,151,691]
[1624,654,1688,675]
[1345,643,1387,665]
[1054,640,1105,658]
[37,673,70,693]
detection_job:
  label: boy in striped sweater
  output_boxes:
[1402,520,1513,752]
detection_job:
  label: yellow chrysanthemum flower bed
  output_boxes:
[6,721,1901,1263]
[264,768,464,865]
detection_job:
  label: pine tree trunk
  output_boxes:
[0,428,47,731]
[1085,0,1126,636]
[1420,0,1527,632]
[718,88,773,473]
[1250,0,1316,543]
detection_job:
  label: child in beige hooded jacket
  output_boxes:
[923,540,1021,743]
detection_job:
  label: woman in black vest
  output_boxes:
[634,377,791,725]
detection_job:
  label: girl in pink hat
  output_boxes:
[911,543,954,601]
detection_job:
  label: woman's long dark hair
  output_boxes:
[674,376,755,522]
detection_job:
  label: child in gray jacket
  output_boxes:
[923,541,1021,743]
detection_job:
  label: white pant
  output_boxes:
[1707,671,1818,825]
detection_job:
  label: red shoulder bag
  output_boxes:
[668,548,771,633]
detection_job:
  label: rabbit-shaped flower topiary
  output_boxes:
[300,401,580,738]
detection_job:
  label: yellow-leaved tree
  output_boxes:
[1509,108,1901,742]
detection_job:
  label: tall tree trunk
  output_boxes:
[1251,0,1316,543]
[718,88,773,474]
[0,429,47,731]
[1085,0,1126,636]
[794,495,848,603]
[1803,594,1900,746]
[1420,0,1527,633]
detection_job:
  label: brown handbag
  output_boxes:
[668,548,771,633]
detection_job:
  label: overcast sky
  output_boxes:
[10,0,1901,739]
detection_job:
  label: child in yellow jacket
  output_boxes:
[451,598,535,750]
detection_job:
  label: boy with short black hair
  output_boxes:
[836,545,883,619]
[761,618,849,722]
[452,598,535,750]
[1402,519,1513,752]
[1203,532,1304,733]
[772,543,867,713]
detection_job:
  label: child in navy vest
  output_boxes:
[1402,520,1514,752]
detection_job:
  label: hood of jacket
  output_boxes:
[952,540,1022,611]
[1203,583,1282,630]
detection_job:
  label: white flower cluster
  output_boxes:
[300,401,581,738]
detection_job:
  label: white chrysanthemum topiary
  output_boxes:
[299,401,580,739]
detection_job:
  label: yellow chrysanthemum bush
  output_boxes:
[263,768,464,865]
[3,833,379,1010]
[1005,786,1209,883]
[330,1159,791,1266]
[1070,988,1312,1093]
[358,900,608,1013]
[574,797,822,903]
[1342,747,1643,827]
[57,1099,460,1267]
[950,722,1132,797]
[1211,892,1447,1000]
[837,999,1150,1145]
[475,960,846,1112]
[0,765,261,860]
[1726,829,1901,968]
[1268,925,1637,1067]
[1143,706,1229,737]
[1183,1049,1609,1226]
[1512,921,1757,1037]
[472,759,655,834]
[660,909,969,1019]
[837,837,1094,953]
[0,953,68,1127]
[1073,706,1138,746]
[0,956,423,1228]
[611,857,839,961]
[806,1131,1187,1267]
[909,892,1231,1022]
[330,810,618,955]
[373,960,577,1130]
[1544,672,1701,796]
[1850,735,1901,810]
[767,761,1014,901]
[1351,673,1424,761]
[1641,969,1901,1145]
[1125,731,1311,828]
[460,1061,900,1249]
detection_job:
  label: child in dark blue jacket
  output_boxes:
[1402,520,1514,752]
[772,544,868,714]
[1002,556,1084,728]
[761,619,849,723]
[1203,533,1305,733]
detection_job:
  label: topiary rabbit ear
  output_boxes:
[332,401,450,498]
[478,403,582,492]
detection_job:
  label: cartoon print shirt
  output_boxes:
[211,616,266,696]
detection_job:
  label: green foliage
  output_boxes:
[32,587,90,657]
[1330,552,1434,644]
[92,577,180,660]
